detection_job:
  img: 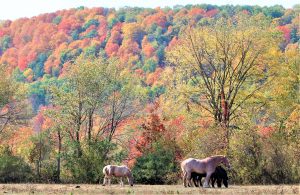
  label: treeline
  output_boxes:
[0,4,299,184]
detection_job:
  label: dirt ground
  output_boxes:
[0,184,299,195]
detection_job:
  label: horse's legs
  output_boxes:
[192,176,198,187]
[186,172,192,187]
[183,171,187,187]
[211,177,216,188]
[108,177,111,186]
[120,177,124,187]
[203,172,212,188]
[199,176,203,187]
[127,177,131,186]
[217,179,222,188]
[102,176,107,186]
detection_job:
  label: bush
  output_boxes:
[0,147,33,183]
[132,142,179,184]
[63,140,116,183]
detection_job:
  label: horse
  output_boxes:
[102,165,133,186]
[190,166,229,188]
[181,155,230,188]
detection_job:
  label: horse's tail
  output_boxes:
[180,161,186,173]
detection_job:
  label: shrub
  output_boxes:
[0,147,33,183]
[132,142,178,184]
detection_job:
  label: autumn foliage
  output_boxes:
[0,4,299,184]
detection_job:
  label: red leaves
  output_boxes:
[33,111,45,133]
[204,9,219,18]
[134,102,166,153]
[58,18,80,33]
[105,42,119,57]
[166,37,179,51]
[143,44,155,58]
[277,25,291,42]
[188,8,206,17]
[143,11,168,28]
[258,126,275,137]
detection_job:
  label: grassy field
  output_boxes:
[0,184,299,195]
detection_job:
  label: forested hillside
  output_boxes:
[0,4,299,184]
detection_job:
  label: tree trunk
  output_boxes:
[87,109,94,141]
[38,137,42,180]
[55,129,62,183]
[76,101,82,157]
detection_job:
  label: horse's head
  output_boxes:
[222,166,229,188]
[223,178,228,188]
[128,172,134,186]
[130,179,134,187]
[221,156,231,169]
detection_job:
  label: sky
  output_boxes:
[0,0,298,20]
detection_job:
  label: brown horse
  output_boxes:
[181,155,230,188]
[190,166,229,188]
[102,165,133,186]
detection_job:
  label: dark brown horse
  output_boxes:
[190,166,228,188]
[181,155,231,187]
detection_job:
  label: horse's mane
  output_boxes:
[211,155,226,158]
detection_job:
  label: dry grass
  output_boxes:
[0,184,299,195]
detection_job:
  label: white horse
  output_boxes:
[102,165,133,186]
[181,155,231,188]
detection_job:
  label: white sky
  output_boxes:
[0,0,298,20]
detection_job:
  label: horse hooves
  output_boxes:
[203,185,210,188]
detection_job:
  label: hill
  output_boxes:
[0,4,299,184]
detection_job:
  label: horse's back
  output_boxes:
[181,158,195,167]
[104,165,131,177]
[181,158,207,174]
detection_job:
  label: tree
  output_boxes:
[48,55,143,159]
[0,64,29,135]
[166,14,281,149]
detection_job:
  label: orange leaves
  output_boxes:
[118,39,140,63]
[58,17,80,33]
[166,37,179,51]
[142,36,156,58]
[17,49,37,71]
[33,111,45,133]
[204,9,219,18]
[105,24,123,57]
[0,48,18,68]
[110,30,123,44]
[143,10,168,28]
[105,42,119,57]
[6,127,33,154]
[188,8,206,17]
[258,126,275,137]
[146,67,163,86]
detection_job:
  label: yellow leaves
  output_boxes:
[107,13,116,22]
[269,47,281,57]
[122,23,144,42]
[286,105,300,128]
[161,67,174,86]
[23,68,33,82]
